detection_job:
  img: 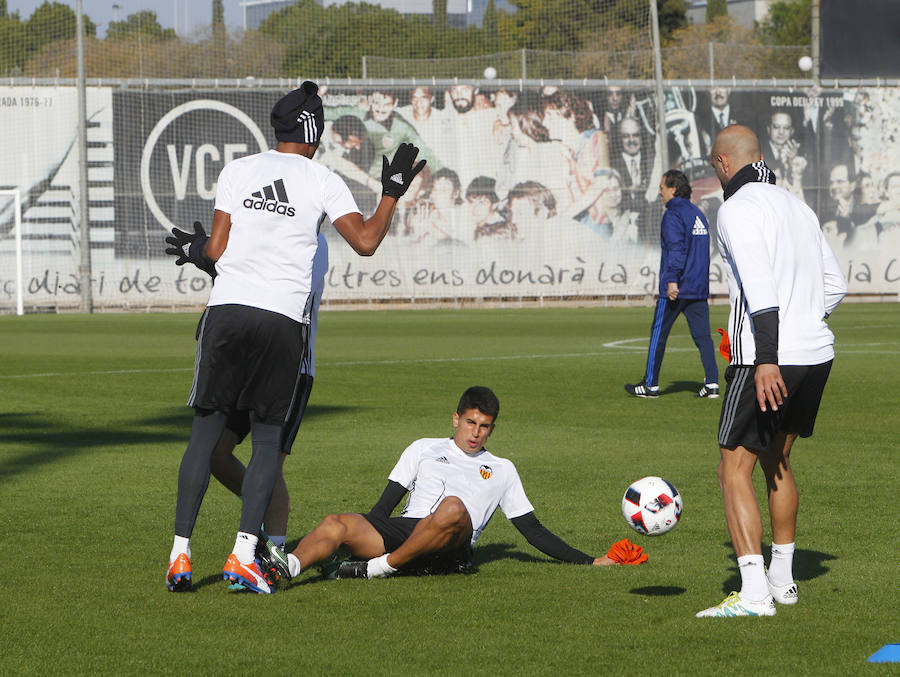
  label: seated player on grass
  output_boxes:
[260,385,647,583]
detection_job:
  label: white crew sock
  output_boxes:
[233,531,258,564]
[269,535,287,549]
[287,553,302,579]
[366,553,398,579]
[170,535,191,563]
[768,542,795,586]
[737,554,769,602]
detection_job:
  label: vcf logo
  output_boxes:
[140,100,268,232]
[479,465,492,480]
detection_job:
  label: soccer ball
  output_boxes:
[621,476,683,536]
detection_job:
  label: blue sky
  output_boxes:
[7,0,245,37]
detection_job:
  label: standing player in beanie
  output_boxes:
[165,81,425,594]
[625,169,719,398]
[696,125,846,617]
[166,229,329,586]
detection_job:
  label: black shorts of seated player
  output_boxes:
[189,304,309,425]
[717,361,833,452]
[363,512,474,575]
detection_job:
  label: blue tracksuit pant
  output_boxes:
[643,297,719,388]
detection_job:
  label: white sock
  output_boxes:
[269,535,286,549]
[768,542,795,586]
[366,553,398,579]
[287,553,302,578]
[170,536,190,563]
[737,554,769,602]
[233,531,258,564]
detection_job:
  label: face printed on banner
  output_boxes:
[368,91,396,123]
[768,112,793,146]
[829,165,853,202]
[431,176,459,211]
[410,87,432,119]
[450,85,475,113]
[711,86,730,109]
[467,194,493,225]
[620,118,642,156]
[607,86,623,109]
[857,173,878,204]
[600,174,624,211]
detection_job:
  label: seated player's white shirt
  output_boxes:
[210,149,358,323]
[717,182,846,366]
[388,437,534,545]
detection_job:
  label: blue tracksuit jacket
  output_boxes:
[657,196,711,299]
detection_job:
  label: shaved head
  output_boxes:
[711,125,763,188]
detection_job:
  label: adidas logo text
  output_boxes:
[692,216,708,235]
[243,178,296,216]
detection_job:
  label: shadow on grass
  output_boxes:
[629,585,687,596]
[475,542,553,566]
[720,541,837,594]
[659,380,705,396]
[0,404,358,482]
[0,410,186,481]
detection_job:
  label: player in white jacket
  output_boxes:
[696,125,847,618]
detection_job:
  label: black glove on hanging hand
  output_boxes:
[165,221,217,278]
[381,143,426,199]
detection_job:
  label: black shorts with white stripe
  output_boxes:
[224,373,314,454]
[717,361,833,452]
[189,304,309,426]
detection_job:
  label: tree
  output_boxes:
[106,11,175,40]
[0,0,7,19]
[212,0,224,28]
[757,0,810,45]
[705,0,727,22]
[27,1,96,53]
[482,0,500,52]
[0,13,27,74]
[657,0,687,42]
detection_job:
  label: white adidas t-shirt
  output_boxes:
[210,149,359,323]
[717,181,847,365]
[388,437,535,545]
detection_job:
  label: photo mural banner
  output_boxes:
[1,83,898,311]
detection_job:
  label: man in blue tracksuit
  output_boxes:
[625,169,719,398]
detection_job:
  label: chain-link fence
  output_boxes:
[1,1,898,314]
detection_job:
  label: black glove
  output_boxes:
[381,143,426,199]
[165,221,217,278]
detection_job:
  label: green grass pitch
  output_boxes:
[1,304,898,675]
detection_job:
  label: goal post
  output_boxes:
[0,189,23,316]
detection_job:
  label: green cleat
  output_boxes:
[256,533,290,584]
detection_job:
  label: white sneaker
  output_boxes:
[767,578,799,605]
[695,591,776,617]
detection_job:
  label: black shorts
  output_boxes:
[718,361,833,452]
[363,512,475,575]
[224,373,314,454]
[188,304,309,426]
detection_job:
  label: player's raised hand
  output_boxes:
[165,221,216,278]
[381,143,427,199]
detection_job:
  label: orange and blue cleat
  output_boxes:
[223,553,273,594]
[166,553,192,592]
